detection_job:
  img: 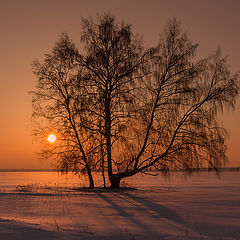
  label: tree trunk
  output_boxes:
[100,141,106,189]
[110,175,121,189]
[102,161,106,189]
[86,167,94,189]
[105,95,114,189]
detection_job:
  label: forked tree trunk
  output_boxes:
[110,171,138,189]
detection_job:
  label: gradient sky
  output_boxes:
[0,0,239,169]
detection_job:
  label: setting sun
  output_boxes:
[47,134,56,143]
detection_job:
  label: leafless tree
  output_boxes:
[111,19,239,185]
[31,14,239,189]
[77,15,239,188]
[77,14,151,188]
[31,34,95,188]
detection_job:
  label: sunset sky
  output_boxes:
[0,0,239,169]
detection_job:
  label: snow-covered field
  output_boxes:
[0,171,239,239]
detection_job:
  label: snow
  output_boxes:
[0,171,240,239]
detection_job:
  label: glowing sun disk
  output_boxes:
[48,134,56,143]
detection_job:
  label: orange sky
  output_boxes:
[0,0,239,169]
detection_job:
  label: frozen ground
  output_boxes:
[0,171,240,239]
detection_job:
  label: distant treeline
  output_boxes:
[0,169,57,172]
[0,167,240,173]
[170,167,240,172]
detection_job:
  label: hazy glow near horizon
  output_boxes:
[0,0,240,169]
[47,134,56,143]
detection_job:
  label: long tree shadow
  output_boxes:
[116,191,240,239]
[116,191,183,223]
[114,191,208,236]
[95,192,164,237]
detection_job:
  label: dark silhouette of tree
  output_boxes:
[31,34,95,188]
[77,14,149,188]
[31,14,239,189]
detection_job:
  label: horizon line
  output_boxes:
[0,167,240,173]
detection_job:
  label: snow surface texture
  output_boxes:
[0,172,239,239]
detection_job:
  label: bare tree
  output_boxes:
[112,19,239,184]
[31,34,95,188]
[77,15,239,188]
[77,14,150,188]
[31,14,239,189]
